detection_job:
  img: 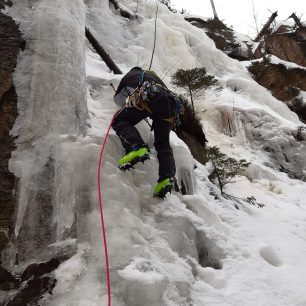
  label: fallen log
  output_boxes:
[85,27,122,75]
[109,0,136,19]
[288,13,304,29]
[254,11,278,42]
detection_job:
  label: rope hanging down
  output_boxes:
[97,110,119,306]
[149,3,159,70]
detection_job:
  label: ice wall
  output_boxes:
[2,0,306,305]
[10,0,87,141]
[5,0,88,261]
[171,132,196,194]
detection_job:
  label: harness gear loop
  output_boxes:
[125,87,145,110]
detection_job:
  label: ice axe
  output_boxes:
[110,83,116,92]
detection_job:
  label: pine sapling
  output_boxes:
[171,67,217,117]
[206,146,250,193]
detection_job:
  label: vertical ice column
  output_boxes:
[171,132,196,195]
[9,0,87,260]
[84,0,109,9]
[12,0,87,141]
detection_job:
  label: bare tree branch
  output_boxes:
[288,12,304,28]
[254,11,278,42]
[209,0,219,20]
[251,0,259,35]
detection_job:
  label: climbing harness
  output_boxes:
[97,110,119,306]
[125,80,161,110]
[125,86,144,110]
[115,69,182,130]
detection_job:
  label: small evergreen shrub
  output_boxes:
[171,67,217,116]
[206,146,250,193]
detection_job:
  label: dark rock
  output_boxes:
[185,16,251,61]
[0,11,23,100]
[0,9,24,253]
[254,27,306,67]
[290,96,306,123]
[176,130,208,165]
[295,126,306,141]
[248,61,306,123]
[21,256,68,282]
[1,254,74,304]
[197,231,223,270]
[266,34,306,67]
[7,276,56,306]
[0,264,20,291]
[0,1,12,9]
[185,17,240,56]
[174,95,209,166]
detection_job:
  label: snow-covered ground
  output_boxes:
[243,54,306,71]
[2,0,306,305]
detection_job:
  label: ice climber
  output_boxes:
[112,67,179,198]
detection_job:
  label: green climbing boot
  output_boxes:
[118,147,150,171]
[153,178,174,198]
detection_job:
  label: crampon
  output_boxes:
[153,178,174,199]
[119,154,150,171]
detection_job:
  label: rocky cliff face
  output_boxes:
[184,17,247,60]
[248,60,306,123]
[0,4,24,252]
[254,24,306,67]
[1,2,85,302]
[266,34,306,66]
[249,21,306,123]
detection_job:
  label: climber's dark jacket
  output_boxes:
[115,67,167,94]
[114,67,168,108]
[112,67,176,181]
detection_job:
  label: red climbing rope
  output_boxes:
[97,110,119,306]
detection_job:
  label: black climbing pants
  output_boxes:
[112,90,176,181]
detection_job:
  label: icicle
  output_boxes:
[171,132,196,195]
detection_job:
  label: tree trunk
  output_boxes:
[109,0,135,19]
[217,173,223,193]
[189,87,195,118]
[85,28,122,75]
[209,0,219,20]
[254,11,278,42]
[288,13,304,29]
